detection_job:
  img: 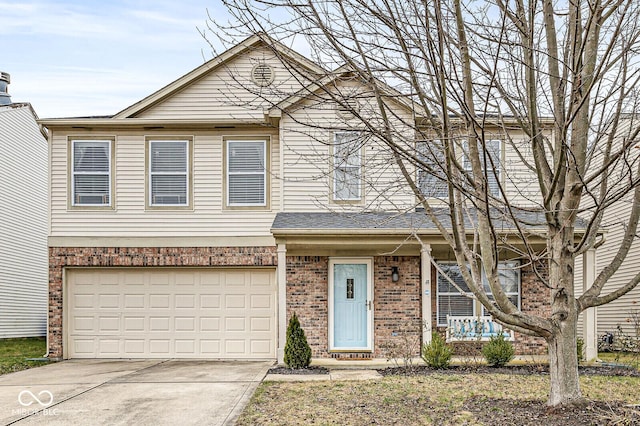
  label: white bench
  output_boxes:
[446,315,514,342]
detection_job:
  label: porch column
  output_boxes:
[421,244,433,345]
[582,248,598,361]
[277,243,287,364]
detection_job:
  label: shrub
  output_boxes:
[283,313,311,369]
[482,335,515,367]
[421,332,453,368]
[576,337,585,362]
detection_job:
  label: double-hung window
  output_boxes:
[482,261,521,315]
[417,140,448,199]
[71,139,112,207]
[333,132,361,201]
[463,139,501,196]
[148,139,190,207]
[436,263,475,326]
[226,139,267,207]
[436,261,521,326]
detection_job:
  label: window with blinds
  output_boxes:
[71,140,112,206]
[148,140,189,206]
[436,263,474,326]
[417,140,448,199]
[226,140,267,207]
[333,132,361,201]
[436,261,521,326]
[463,139,501,196]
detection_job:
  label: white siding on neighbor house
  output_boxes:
[0,105,48,338]
[134,45,310,121]
[49,130,280,238]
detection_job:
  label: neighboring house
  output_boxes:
[0,72,49,338]
[40,34,595,361]
[576,115,640,342]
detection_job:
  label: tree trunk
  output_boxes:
[547,314,584,406]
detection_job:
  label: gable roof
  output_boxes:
[266,64,425,121]
[114,33,327,119]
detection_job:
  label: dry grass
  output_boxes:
[236,373,640,425]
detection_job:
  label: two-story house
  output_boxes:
[0,72,48,338]
[40,34,597,362]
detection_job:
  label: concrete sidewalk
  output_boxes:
[0,359,272,426]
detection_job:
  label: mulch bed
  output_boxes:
[378,364,640,377]
[460,397,640,426]
[268,366,330,375]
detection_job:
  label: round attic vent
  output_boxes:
[251,63,274,87]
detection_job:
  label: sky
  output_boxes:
[2,0,234,118]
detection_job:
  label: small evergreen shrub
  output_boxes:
[421,332,453,368]
[576,337,585,362]
[482,334,515,367]
[283,313,312,369]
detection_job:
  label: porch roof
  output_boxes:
[271,209,565,235]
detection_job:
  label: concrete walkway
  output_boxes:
[0,359,271,426]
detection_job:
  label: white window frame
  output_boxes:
[436,262,475,326]
[148,139,189,207]
[70,139,112,207]
[481,261,521,316]
[333,131,362,201]
[463,139,502,196]
[417,139,448,199]
[225,139,267,207]
[436,260,521,326]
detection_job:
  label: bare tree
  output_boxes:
[207,0,640,407]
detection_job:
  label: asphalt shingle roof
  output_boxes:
[271,208,561,232]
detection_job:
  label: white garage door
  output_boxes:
[66,268,276,359]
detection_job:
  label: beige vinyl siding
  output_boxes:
[134,46,309,121]
[0,105,48,337]
[279,86,416,211]
[50,129,280,237]
[576,194,640,336]
[575,116,640,337]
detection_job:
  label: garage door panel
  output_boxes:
[67,268,276,359]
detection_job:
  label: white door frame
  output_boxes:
[328,257,374,351]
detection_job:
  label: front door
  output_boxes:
[329,258,373,351]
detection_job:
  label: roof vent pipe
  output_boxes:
[0,72,12,106]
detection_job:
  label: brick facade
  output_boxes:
[49,246,550,360]
[286,255,549,359]
[286,255,422,358]
[48,246,277,358]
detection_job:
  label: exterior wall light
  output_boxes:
[391,266,399,282]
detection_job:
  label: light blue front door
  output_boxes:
[333,263,369,349]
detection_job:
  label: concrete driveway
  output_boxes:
[0,359,272,426]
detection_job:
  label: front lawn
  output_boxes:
[0,337,48,375]
[238,373,640,425]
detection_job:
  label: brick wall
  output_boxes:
[48,246,277,358]
[286,255,422,358]
[514,262,550,354]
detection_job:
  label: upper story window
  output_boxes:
[417,140,448,199]
[225,139,268,207]
[463,139,502,196]
[148,139,190,208]
[333,132,362,201]
[70,139,112,207]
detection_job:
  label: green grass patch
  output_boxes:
[0,337,48,375]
